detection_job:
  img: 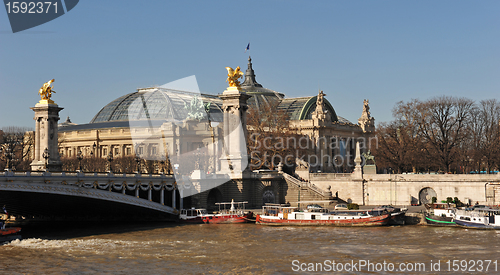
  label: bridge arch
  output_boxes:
[206,188,223,212]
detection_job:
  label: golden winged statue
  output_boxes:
[38,79,56,102]
[225,66,243,88]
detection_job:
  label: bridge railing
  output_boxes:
[1,170,175,180]
[282,173,332,198]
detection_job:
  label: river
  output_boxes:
[1,223,499,274]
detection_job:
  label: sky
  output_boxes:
[1,0,499,129]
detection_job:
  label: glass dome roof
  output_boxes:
[89,57,342,125]
[90,88,224,124]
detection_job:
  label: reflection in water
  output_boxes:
[1,224,499,274]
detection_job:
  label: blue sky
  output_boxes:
[1,1,499,129]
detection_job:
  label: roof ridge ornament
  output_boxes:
[311,90,330,122]
[358,99,375,132]
[241,56,263,88]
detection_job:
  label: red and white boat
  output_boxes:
[0,225,21,243]
[256,204,390,226]
[202,200,254,224]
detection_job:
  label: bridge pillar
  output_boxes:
[173,188,176,209]
[30,100,63,172]
[218,86,251,179]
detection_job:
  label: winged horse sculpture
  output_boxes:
[225,66,243,88]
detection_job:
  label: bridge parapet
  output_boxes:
[1,170,175,184]
[0,170,178,217]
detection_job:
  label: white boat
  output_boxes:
[424,203,457,226]
[179,208,212,223]
[454,208,500,229]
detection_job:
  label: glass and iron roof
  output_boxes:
[63,57,348,131]
[90,88,224,124]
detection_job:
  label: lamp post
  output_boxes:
[107,152,113,173]
[135,155,141,174]
[6,148,13,170]
[0,147,13,171]
[77,151,83,172]
[160,160,165,174]
[42,148,50,171]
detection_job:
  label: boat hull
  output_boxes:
[425,214,456,226]
[0,227,21,236]
[202,212,254,224]
[179,217,205,224]
[0,227,21,243]
[389,211,406,225]
[454,219,500,230]
[256,213,390,226]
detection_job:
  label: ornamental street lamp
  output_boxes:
[77,151,83,172]
[135,155,141,174]
[107,152,113,173]
[0,147,13,171]
[42,148,50,171]
[160,160,165,174]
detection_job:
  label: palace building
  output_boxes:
[57,57,375,174]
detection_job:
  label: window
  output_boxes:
[114,147,119,156]
[103,148,107,156]
[126,147,131,155]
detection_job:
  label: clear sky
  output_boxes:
[1,1,499,129]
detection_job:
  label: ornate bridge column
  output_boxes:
[218,66,251,179]
[30,80,63,172]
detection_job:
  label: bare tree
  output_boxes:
[467,99,500,173]
[0,126,34,171]
[416,96,474,173]
[247,101,311,170]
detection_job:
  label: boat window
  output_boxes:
[311,215,316,220]
[296,213,304,220]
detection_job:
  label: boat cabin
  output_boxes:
[180,208,209,219]
[455,209,500,228]
[215,201,248,215]
[428,203,456,218]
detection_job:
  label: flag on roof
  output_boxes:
[245,43,250,52]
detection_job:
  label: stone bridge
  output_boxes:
[0,170,180,221]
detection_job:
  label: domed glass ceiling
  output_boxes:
[90,88,224,123]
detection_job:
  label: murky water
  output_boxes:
[1,223,500,274]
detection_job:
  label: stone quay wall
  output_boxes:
[310,173,500,206]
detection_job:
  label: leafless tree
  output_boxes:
[246,101,312,170]
[466,99,500,173]
[0,126,34,171]
[416,96,474,173]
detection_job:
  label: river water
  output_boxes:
[1,223,500,274]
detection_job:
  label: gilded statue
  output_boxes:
[225,66,243,88]
[38,79,56,102]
